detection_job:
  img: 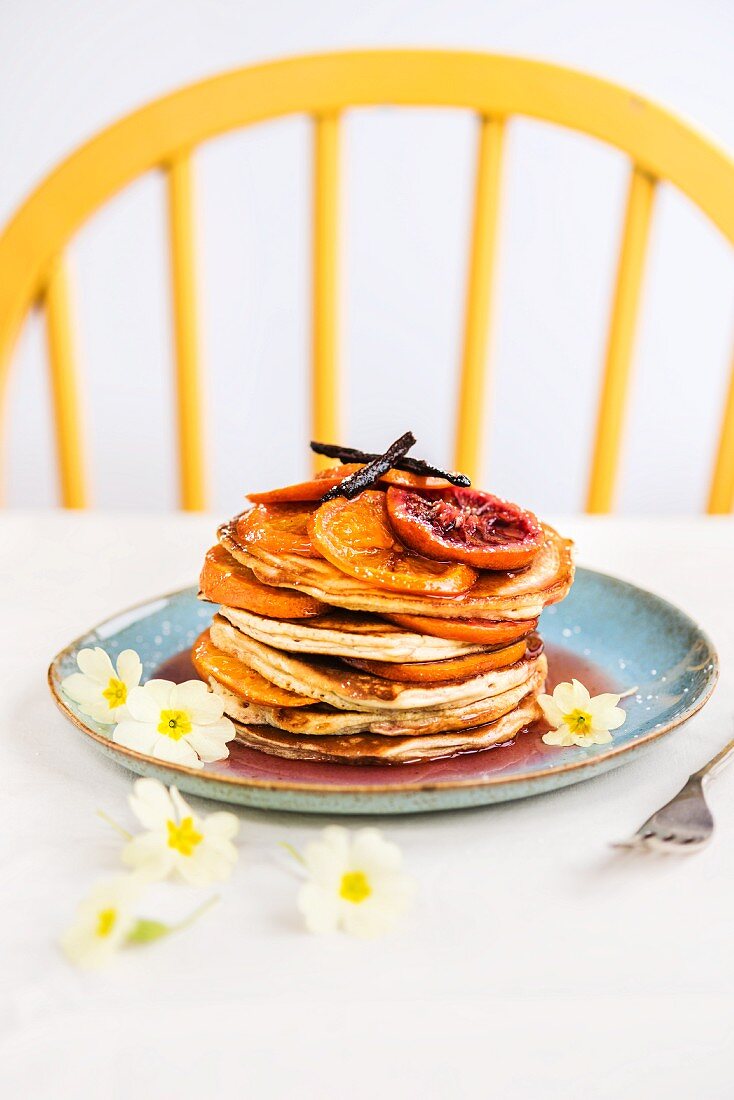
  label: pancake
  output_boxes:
[233,698,542,763]
[210,614,542,712]
[210,661,547,736]
[218,518,574,621]
[217,605,493,662]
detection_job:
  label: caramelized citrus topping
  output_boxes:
[380,469,455,490]
[237,503,320,558]
[192,630,317,706]
[386,486,543,571]
[199,545,325,619]
[384,612,538,645]
[248,469,351,504]
[308,490,477,595]
[343,639,528,683]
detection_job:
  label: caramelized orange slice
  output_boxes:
[248,469,350,504]
[309,491,477,595]
[248,464,453,504]
[192,630,317,706]
[199,545,325,618]
[385,612,537,645]
[343,638,528,682]
[237,503,320,558]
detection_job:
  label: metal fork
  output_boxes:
[613,733,734,853]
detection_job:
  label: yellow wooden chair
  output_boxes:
[0,51,732,512]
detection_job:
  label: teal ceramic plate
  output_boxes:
[48,568,718,814]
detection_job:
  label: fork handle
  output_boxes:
[691,735,734,783]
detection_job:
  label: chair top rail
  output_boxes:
[0,51,732,332]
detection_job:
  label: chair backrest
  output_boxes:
[0,50,732,511]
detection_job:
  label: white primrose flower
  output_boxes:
[60,874,143,970]
[122,778,239,886]
[297,826,414,938]
[113,679,235,768]
[61,647,142,724]
[539,678,626,748]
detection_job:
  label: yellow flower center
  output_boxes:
[167,815,203,856]
[563,709,592,735]
[158,709,192,740]
[102,677,127,709]
[96,907,117,938]
[340,871,371,904]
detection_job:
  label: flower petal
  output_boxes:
[573,733,595,747]
[298,883,341,934]
[588,698,626,732]
[61,673,101,705]
[151,736,202,768]
[177,839,237,887]
[112,720,158,755]
[542,726,572,747]
[171,681,224,724]
[169,785,194,823]
[350,829,402,876]
[204,812,239,841]
[125,687,159,724]
[570,679,592,708]
[553,680,584,713]
[77,647,115,685]
[590,691,622,709]
[589,729,614,745]
[537,693,564,728]
[303,827,349,887]
[122,832,173,881]
[141,678,176,707]
[341,893,405,939]
[116,649,143,688]
[129,777,175,829]
[187,724,234,763]
[83,701,121,724]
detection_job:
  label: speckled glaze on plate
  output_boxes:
[48,568,718,814]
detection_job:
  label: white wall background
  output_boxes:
[2,0,733,516]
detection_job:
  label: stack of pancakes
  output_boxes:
[194,479,574,765]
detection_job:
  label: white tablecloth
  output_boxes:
[2,513,733,1099]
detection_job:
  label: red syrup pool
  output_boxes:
[151,645,623,782]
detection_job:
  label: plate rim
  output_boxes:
[47,568,720,795]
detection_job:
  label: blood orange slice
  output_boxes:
[386,486,543,571]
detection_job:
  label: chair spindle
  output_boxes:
[167,151,206,511]
[44,257,87,508]
[587,166,657,512]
